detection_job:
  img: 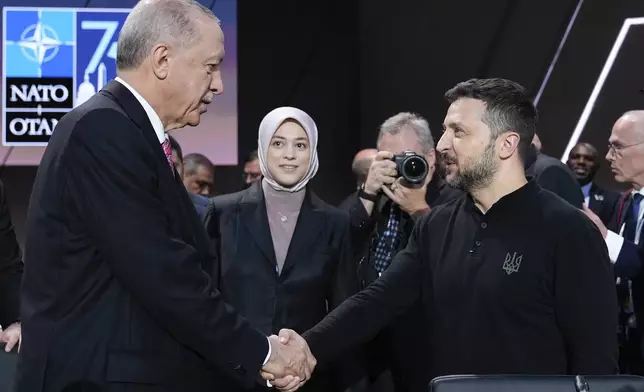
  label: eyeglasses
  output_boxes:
[607,141,644,158]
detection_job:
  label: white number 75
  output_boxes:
[80,21,119,76]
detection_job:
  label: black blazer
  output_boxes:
[203,182,361,391]
[17,81,269,392]
[0,179,23,329]
[587,183,621,226]
[190,192,209,220]
[524,145,584,209]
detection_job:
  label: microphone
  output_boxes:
[574,375,590,392]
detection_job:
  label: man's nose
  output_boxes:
[436,133,450,152]
[211,72,224,95]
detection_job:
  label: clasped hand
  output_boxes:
[0,322,21,353]
[261,329,316,392]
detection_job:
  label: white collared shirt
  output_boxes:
[114,77,166,144]
[605,188,644,262]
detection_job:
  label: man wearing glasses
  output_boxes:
[583,110,644,375]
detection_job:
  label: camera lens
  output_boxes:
[402,156,428,183]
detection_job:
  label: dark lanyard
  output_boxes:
[617,189,634,225]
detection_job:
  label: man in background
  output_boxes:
[583,111,644,375]
[183,153,215,196]
[347,112,461,392]
[567,142,620,225]
[351,149,378,187]
[524,140,584,208]
[338,149,378,212]
[0,179,22,352]
[169,136,209,218]
[242,150,262,186]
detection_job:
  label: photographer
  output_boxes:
[345,113,461,392]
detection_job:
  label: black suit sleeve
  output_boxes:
[303,217,424,363]
[328,219,360,308]
[66,111,268,386]
[554,212,619,374]
[347,198,377,254]
[536,166,584,208]
[0,180,23,328]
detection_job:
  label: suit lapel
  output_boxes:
[101,81,196,246]
[280,191,326,277]
[240,183,278,268]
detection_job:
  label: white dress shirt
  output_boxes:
[113,77,273,368]
[605,188,644,262]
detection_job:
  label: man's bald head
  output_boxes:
[352,148,378,185]
[608,110,644,188]
[614,110,644,136]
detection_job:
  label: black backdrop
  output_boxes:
[4,0,644,244]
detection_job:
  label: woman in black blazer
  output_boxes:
[204,107,361,392]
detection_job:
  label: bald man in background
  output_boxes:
[583,110,644,375]
[338,149,378,212]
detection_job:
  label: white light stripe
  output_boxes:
[534,0,585,107]
[561,17,644,162]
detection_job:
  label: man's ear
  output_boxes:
[499,132,520,160]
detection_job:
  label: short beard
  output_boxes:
[446,141,498,193]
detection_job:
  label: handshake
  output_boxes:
[261,329,317,392]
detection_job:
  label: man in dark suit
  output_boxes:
[566,142,620,225]
[168,135,209,219]
[524,142,584,208]
[272,78,618,391]
[0,179,22,352]
[17,1,313,391]
[582,111,644,374]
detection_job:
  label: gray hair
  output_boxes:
[377,112,434,154]
[117,0,219,70]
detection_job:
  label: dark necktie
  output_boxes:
[624,193,643,242]
[161,137,175,176]
[373,203,401,273]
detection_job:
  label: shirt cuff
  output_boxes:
[263,336,271,365]
[605,230,624,263]
[264,337,272,387]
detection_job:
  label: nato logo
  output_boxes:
[2,7,130,146]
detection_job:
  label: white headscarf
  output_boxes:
[257,107,319,192]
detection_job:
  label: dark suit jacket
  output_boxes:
[524,145,584,209]
[587,182,620,226]
[203,182,361,392]
[609,192,641,279]
[189,192,209,220]
[17,81,268,392]
[0,179,22,329]
[609,191,644,359]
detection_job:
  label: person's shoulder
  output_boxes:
[418,192,467,228]
[189,193,209,208]
[209,188,247,212]
[537,187,594,231]
[309,191,350,225]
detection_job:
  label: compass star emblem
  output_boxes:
[18,22,62,65]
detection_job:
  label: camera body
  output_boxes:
[391,151,429,184]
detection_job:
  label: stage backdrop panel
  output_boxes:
[0,0,237,166]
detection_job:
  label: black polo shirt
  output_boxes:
[305,179,619,382]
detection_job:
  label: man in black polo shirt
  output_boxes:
[270,78,619,390]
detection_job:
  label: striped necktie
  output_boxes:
[161,137,175,176]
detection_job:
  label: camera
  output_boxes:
[392,151,429,184]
